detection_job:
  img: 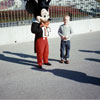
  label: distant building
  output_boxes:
[0,0,100,14]
[0,0,24,11]
[50,0,100,13]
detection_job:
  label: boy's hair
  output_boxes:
[63,14,70,21]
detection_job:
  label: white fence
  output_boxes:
[0,0,100,27]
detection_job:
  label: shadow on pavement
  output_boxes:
[79,50,100,62]
[0,51,59,67]
[3,51,60,62]
[79,50,100,54]
[0,51,100,86]
[31,67,100,86]
[3,51,37,59]
[0,54,36,66]
[85,58,100,62]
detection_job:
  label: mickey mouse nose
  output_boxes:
[48,18,52,21]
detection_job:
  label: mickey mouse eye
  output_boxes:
[44,15,46,17]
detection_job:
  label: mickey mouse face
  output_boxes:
[36,8,50,22]
[41,9,50,21]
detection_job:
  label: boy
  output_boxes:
[58,14,73,64]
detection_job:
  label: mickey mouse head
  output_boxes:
[26,0,51,22]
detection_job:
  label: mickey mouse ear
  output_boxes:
[26,0,38,14]
[38,0,51,11]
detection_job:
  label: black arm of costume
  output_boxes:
[31,22,43,37]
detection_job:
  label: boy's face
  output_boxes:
[63,16,70,25]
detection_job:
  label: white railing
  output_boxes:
[0,0,100,27]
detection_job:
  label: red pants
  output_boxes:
[36,37,49,66]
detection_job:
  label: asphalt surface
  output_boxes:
[0,31,100,99]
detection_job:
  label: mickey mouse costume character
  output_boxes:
[26,0,51,69]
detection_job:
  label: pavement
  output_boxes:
[0,31,100,99]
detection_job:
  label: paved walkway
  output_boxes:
[0,31,100,99]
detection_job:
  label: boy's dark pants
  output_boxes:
[60,40,70,60]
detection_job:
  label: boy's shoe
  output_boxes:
[65,60,69,64]
[37,65,42,69]
[60,59,64,63]
[44,62,51,66]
